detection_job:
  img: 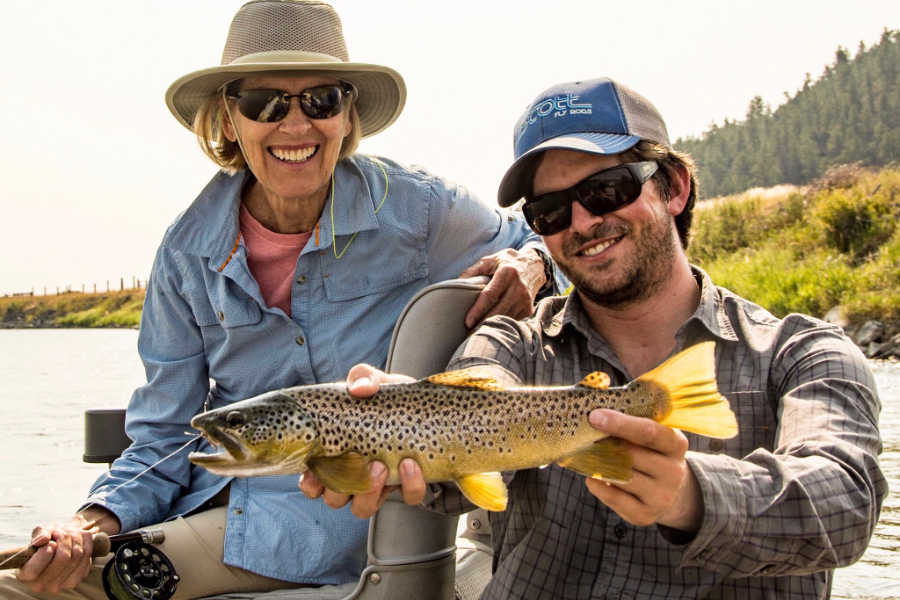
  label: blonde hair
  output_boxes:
[192,79,362,174]
[620,140,699,249]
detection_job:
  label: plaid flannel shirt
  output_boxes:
[434,267,887,599]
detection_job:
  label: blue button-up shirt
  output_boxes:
[85,154,547,584]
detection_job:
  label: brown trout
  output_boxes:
[189,341,737,511]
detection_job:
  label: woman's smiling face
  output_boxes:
[224,73,352,207]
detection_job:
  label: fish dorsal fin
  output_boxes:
[455,472,508,512]
[557,438,632,483]
[307,452,372,495]
[425,367,505,391]
[578,371,611,389]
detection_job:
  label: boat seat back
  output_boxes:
[84,277,491,600]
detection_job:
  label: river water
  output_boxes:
[0,329,896,597]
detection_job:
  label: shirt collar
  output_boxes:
[540,266,739,344]
[166,157,383,265]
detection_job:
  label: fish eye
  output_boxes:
[225,411,245,428]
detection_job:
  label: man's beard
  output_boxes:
[555,216,678,309]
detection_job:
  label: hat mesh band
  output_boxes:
[223,1,350,64]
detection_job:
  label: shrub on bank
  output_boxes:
[689,165,900,327]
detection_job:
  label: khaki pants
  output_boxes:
[0,507,309,600]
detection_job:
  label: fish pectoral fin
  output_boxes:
[425,367,505,391]
[557,438,633,483]
[307,452,372,495]
[577,371,611,389]
[456,472,508,512]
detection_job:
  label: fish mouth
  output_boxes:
[189,427,316,477]
[189,428,250,470]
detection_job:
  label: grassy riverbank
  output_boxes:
[0,289,143,328]
[687,163,899,337]
[2,164,897,332]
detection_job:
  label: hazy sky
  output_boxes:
[0,0,895,295]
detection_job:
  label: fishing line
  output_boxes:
[105,433,203,497]
[0,434,202,571]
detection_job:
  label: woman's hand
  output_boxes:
[16,506,120,593]
[585,409,703,532]
[298,364,427,519]
[459,248,547,328]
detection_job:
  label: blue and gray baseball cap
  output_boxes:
[498,77,670,207]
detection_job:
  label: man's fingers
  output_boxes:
[350,462,391,519]
[299,471,325,499]
[399,459,426,506]
[458,256,495,279]
[347,364,381,398]
[16,542,54,583]
[589,409,687,456]
[323,490,352,510]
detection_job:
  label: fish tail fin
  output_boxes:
[456,472,508,512]
[557,438,632,483]
[636,342,738,439]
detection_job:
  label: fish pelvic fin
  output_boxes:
[307,452,372,495]
[456,472,508,512]
[557,438,632,483]
[425,367,505,390]
[637,341,739,439]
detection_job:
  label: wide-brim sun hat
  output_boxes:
[165,0,406,138]
[497,78,670,207]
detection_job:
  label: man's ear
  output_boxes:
[666,164,691,217]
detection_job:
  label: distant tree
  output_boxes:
[675,29,899,198]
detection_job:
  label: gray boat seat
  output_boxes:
[84,277,495,600]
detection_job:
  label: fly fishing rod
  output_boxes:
[0,529,180,600]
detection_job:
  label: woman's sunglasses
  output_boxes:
[522,161,659,235]
[228,82,357,123]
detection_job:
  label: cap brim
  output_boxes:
[497,132,640,207]
[166,60,406,138]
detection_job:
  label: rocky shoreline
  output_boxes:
[824,307,900,360]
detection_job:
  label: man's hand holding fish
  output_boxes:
[298,366,426,518]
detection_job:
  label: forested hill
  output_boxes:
[675,28,898,198]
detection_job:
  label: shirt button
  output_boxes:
[296,275,306,284]
[234,508,243,515]
[217,311,225,321]
[295,336,305,346]
[614,524,627,539]
[709,440,724,452]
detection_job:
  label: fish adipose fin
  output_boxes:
[307,452,372,495]
[639,341,739,439]
[456,472,508,512]
[578,371,611,389]
[557,438,632,483]
[425,368,506,391]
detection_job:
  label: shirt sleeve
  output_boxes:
[422,175,565,292]
[677,325,887,577]
[83,245,210,532]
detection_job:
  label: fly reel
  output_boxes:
[101,538,180,600]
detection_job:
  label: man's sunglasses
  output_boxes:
[522,161,659,235]
[227,82,357,123]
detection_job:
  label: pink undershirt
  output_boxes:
[239,203,313,316]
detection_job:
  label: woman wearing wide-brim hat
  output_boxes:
[4,1,556,598]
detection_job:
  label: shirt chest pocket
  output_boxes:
[321,230,428,301]
[690,390,775,455]
[191,287,263,329]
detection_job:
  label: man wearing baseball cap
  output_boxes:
[333,77,886,599]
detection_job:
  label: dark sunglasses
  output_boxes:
[228,82,357,122]
[522,161,659,235]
